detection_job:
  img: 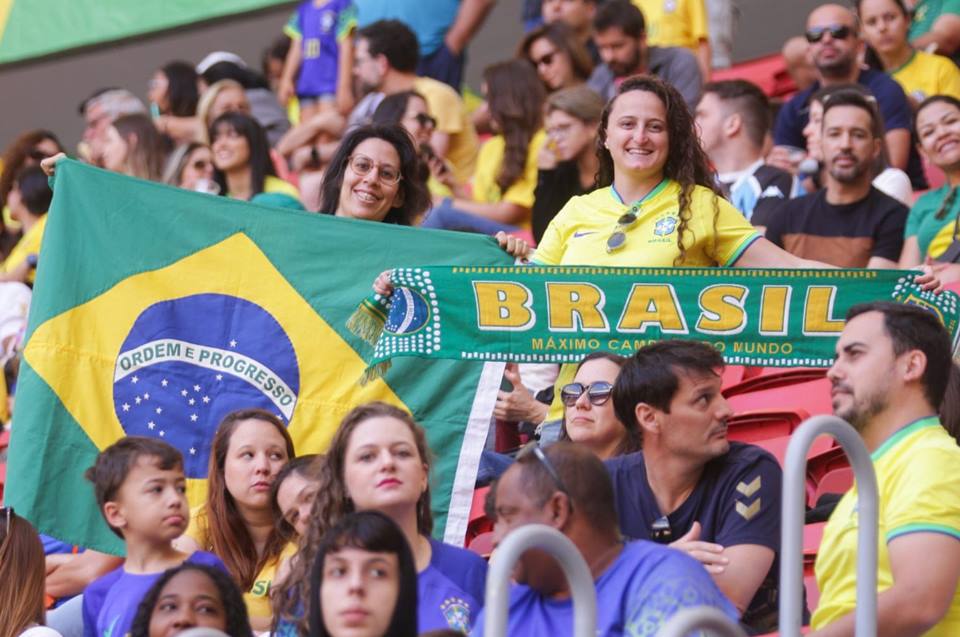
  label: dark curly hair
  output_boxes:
[597,75,722,265]
[318,124,431,225]
[129,562,253,637]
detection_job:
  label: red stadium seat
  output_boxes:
[806,446,851,506]
[726,376,833,418]
[723,367,827,398]
[726,409,834,466]
[468,531,495,558]
[0,429,9,450]
[813,468,854,504]
[466,486,493,546]
[709,53,799,100]
[721,364,748,390]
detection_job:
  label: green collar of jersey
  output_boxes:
[871,415,941,460]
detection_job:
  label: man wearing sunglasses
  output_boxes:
[770,4,927,191]
[473,442,737,636]
[607,341,783,634]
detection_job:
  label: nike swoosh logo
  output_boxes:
[573,231,596,238]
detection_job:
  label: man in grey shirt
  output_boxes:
[587,0,703,108]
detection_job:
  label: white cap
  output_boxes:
[196,51,247,74]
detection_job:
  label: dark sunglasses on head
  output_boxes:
[517,441,575,512]
[560,381,614,407]
[650,515,673,544]
[805,24,853,43]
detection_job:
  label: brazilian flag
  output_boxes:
[0,0,293,64]
[6,160,510,555]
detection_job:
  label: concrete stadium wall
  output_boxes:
[0,0,824,151]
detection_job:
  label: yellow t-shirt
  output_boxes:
[185,505,297,622]
[472,129,547,229]
[633,0,709,50]
[536,179,759,421]
[891,50,960,103]
[414,76,479,185]
[812,417,960,635]
[1,214,46,284]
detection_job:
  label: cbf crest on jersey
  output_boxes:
[113,294,300,478]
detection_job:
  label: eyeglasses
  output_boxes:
[517,441,574,512]
[650,515,673,544]
[347,154,402,185]
[606,203,641,253]
[560,381,614,407]
[805,24,853,43]
[414,113,437,129]
[534,51,557,68]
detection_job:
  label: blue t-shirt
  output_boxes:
[470,539,737,637]
[420,538,488,632]
[606,442,782,628]
[772,69,927,190]
[285,0,355,97]
[274,538,487,635]
[81,551,226,637]
[355,0,459,57]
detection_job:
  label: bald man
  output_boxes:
[769,4,926,190]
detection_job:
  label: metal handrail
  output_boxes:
[656,607,748,637]
[482,524,597,637]
[779,415,879,636]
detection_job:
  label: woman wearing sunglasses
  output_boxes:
[371,93,468,200]
[857,0,960,104]
[558,352,639,460]
[163,142,217,194]
[318,124,431,225]
[517,21,594,93]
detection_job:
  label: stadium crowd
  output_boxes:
[3,0,960,636]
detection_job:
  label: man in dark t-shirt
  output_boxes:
[608,341,783,634]
[765,90,907,268]
[769,3,926,189]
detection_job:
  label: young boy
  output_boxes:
[81,437,225,637]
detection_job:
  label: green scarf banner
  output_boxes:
[350,265,960,379]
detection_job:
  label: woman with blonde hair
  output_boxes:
[100,114,169,181]
[0,507,62,637]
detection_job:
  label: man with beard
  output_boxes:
[764,89,907,268]
[472,441,737,637]
[586,0,702,107]
[810,302,960,637]
[606,341,784,634]
[770,4,926,190]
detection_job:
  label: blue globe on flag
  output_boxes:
[112,293,300,478]
[384,287,431,335]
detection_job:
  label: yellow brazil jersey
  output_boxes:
[891,50,960,103]
[472,129,547,229]
[185,505,297,621]
[633,0,709,50]
[1,214,47,284]
[536,180,759,421]
[812,417,960,635]
[414,76,479,185]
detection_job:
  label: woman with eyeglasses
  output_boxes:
[558,352,639,460]
[0,507,64,637]
[273,402,487,637]
[209,112,302,208]
[318,124,431,225]
[900,95,960,282]
[857,0,960,104]
[518,22,594,93]
[371,93,468,200]
[533,86,604,243]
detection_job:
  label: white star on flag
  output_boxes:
[122,403,130,412]
[156,407,162,414]
[190,414,198,422]
[161,379,168,387]
[229,339,237,348]
[215,374,223,381]
[135,397,142,405]
[131,376,139,384]
[143,393,150,400]
[193,384,201,392]
[181,389,188,397]
[159,430,165,437]
[148,421,155,430]
[190,448,197,455]
[188,398,195,406]
[202,396,210,404]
